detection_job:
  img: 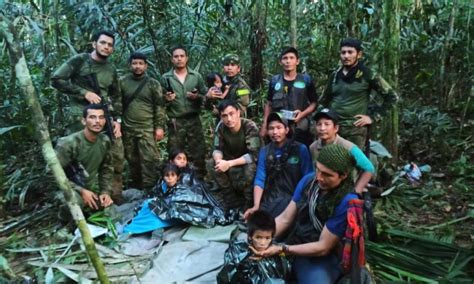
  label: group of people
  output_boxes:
[51,30,398,283]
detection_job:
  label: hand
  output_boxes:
[81,189,99,210]
[186,91,199,100]
[259,126,267,140]
[113,121,122,138]
[85,91,101,104]
[353,114,373,127]
[249,244,282,258]
[99,193,114,208]
[165,92,176,102]
[206,87,221,99]
[215,160,231,173]
[155,128,165,141]
[243,206,259,220]
[293,109,303,123]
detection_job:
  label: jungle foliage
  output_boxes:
[0,0,473,282]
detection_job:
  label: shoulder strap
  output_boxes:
[123,76,149,111]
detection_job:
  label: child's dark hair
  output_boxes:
[163,163,180,176]
[169,148,186,162]
[247,210,276,237]
[206,72,223,88]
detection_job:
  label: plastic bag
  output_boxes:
[217,240,292,284]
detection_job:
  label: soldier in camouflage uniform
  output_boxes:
[320,38,398,149]
[55,104,114,211]
[51,30,124,203]
[161,46,208,179]
[120,52,167,191]
[211,100,261,210]
[207,54,251,117]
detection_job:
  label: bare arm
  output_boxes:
[354,171,373,194]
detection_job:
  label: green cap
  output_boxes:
[222,54,240,65]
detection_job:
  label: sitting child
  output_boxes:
[168,148,199,186]
[122,164,180,235]
[217,210,292,283]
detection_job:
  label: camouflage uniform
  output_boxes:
[212,118,260,209]
[161,68,208,179]
[51,53,124,200]
[120,74,166,190]
[320,63,398,149]
[222,54,251,117]
[55,130,114,206]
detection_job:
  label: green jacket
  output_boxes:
[161,68,208,118]
[320,63,398,127]
[55,131,113,195]
[51,53,121,118]
[120,74,167,134]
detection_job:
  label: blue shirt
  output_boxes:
[292,172,358,238]
[254,142,313,189]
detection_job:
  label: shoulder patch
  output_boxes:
[294,81,306,89]
[237,89,250,96]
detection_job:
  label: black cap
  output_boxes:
[313,108,339,124]
[267,112,288,127]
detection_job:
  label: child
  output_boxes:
[122,164,180,236]
[217,210,292,283]
[169,148,199,186]
[206,72,230,119]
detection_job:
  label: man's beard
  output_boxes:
[96,50,109,60]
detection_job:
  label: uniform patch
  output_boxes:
[237,89,250,96]
[288,156,300,164]
[294,81,306,89]
[274,82,282,91]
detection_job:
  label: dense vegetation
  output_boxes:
[1,0,472,282]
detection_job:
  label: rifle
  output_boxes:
[86,74,116,142]
[165,78,173,93]
[64,161,89,188]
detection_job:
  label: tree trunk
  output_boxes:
[381,0,400,162]
[439,0,458,110]
[0,14,110,284]
[290,0,297,47]
[249,0,267,106]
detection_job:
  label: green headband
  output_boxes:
[317,144,354,175]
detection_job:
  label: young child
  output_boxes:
[206,72,230,119]
[217,210,292,283]
[169,148,199,186]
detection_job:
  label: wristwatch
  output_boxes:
[116,118,122,123]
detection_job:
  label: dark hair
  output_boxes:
[340,38,363,51]
[206,72,223,88]
[217,100,240,114]
[83,104,104,118]
[247,210,276,237]
[92,30,115,44]
[162,163,180,176]
[280,46,299,59]
[129,52,147,64]
[169,148,187,162]
[171,45,187,56]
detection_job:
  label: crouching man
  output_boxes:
[55,104,114,212]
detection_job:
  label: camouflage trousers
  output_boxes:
[123,131,160,190]
[211,163,256,210]
[167,116,207,179]
[339,125,368,151]
[65,116,124,203]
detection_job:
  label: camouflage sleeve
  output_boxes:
[244,120,261,162]
[98,144,114,195]
[369,71,399,116]
[55,138,83,192]
[51,55,89,99]
[151,79,167,130]
[236,80,251,108]
[213,122,224,152]
[109,69,122,119]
